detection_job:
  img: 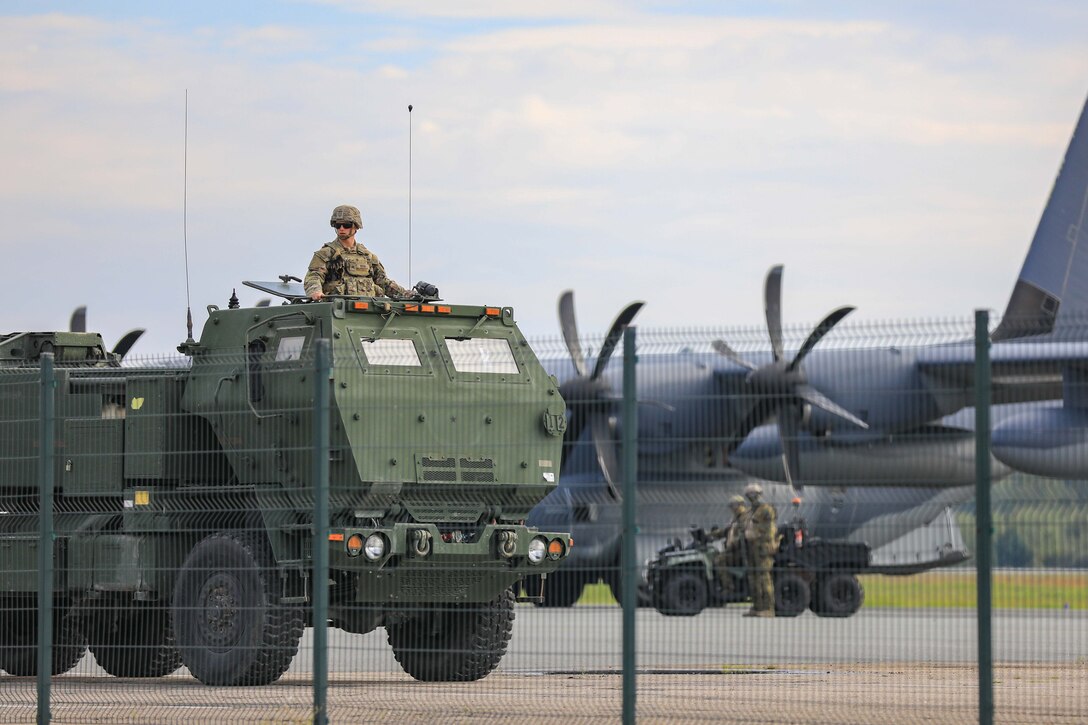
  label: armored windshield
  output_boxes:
[445,337,519,374]
[360,338,422,367]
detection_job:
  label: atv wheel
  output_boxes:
[0,607,87,676]
[773,571,810,617]
[88,602,181,678]
[654,570,708,616]
[172,532,304,686]
[387,588,515,682]
[812,573,864,617]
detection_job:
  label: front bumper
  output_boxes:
[326,522,572,603]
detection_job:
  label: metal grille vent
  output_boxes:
[418,455,495,483]
[461,457,495,483]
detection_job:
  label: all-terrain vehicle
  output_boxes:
[647,518,870,617]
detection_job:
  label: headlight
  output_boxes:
[527,536,547,564]
[346,533,364,557]
[364,533,387,561]
[548,538,565,561]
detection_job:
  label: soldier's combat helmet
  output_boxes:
[728,494,745,508]
[744,482,763,501]
[330,204,363,229]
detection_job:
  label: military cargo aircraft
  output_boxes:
[529,92,1088,606]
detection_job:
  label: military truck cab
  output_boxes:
[0,283,571,685]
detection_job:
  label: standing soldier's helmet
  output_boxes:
[728,494,745,509]
[330,204,363,229]
[744,482,763,501]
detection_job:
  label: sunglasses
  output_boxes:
[331,222,355,229]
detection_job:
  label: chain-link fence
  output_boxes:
[0,311,1085,724]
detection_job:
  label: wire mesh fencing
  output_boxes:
[0,311,1085,724]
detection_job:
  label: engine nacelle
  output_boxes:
[992,404,1088,478]
[731,424,1012,486]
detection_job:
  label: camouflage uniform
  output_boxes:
[304,239,407,299]
[744,484,777,616]
[710,497,749,591]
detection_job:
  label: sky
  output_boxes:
[4,1,1088,357]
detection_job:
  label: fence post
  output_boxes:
[974,309,993,725]
[621,327,638,725]
[312,339,331,725]
[37,352,55,725]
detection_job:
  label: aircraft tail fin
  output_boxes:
[993,93,1088,341]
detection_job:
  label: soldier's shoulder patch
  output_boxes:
[315,243,340,260]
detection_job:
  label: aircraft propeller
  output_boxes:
[69,306,146,361]
[556,290,644,499]
[711,265,868,494]
[69,306,87,335]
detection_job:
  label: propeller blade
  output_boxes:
[112,329,145,360]
[778,404,803,495]
[560,400,588,467]
[711,340,757,371]
[69,306,87,333]
[590,414,622,500]
[558,290,588,378]
[796,383,869,429]
[764,265,784,362]
[591,301,644,380]
[788,306,855,371]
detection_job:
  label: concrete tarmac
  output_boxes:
[301,604,1087,675]
[3,606,1084,724]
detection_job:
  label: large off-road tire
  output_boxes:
[773,571,810,617]
[172,532,304,686]
[387,589,515,682]
[88,603,182,678]
[812,572,864,618]
[654,570,708,616]
[530,570,585,608]
[0,607,87,676]
[606,569,653,608]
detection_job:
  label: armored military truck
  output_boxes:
[0,281,571,685]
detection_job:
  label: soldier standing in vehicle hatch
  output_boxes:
[743,482,778,617]
[304,205,408,300]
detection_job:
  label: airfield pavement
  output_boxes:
[1,664,1085,724]
[2,607,1085,723]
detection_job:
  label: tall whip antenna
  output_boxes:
[408,103,413,286]
[183,89,195,344]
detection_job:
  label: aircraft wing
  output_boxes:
[917,339,1088,404]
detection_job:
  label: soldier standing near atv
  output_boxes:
[743,483,778,617]
[709,494,749,590]
[305,204,408,300]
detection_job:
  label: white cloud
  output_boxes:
[1,5,1087,354]
[310,0,635,21]
[222,25,321,55]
